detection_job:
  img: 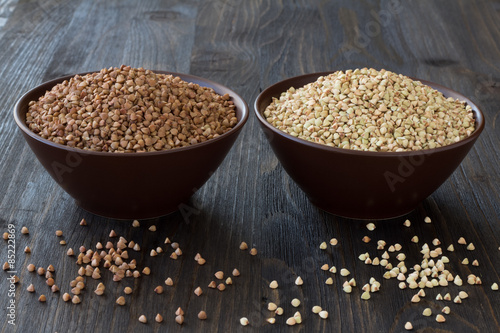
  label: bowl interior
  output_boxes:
[15,70,249,157]
[255,72,485,157]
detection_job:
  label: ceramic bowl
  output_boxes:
[254,72,485,219]
[14,71,249,219]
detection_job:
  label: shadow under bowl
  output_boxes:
[254,71,485,220]
[14,71,249,220]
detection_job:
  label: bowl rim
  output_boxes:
[254,71,485,157]
[14,70,249,157]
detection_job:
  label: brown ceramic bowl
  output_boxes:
[254,72,485,219]
[14,71,249,219]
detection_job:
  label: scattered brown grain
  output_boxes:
[198,311,207,320]
[175,315,184,325]
[46,278,55,287]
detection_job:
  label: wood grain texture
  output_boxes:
[0,0,499,332]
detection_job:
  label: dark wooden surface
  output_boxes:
[1,0,499,332]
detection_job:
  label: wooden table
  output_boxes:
[1,1,499,332]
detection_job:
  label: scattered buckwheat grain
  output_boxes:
[198,311,207,320]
